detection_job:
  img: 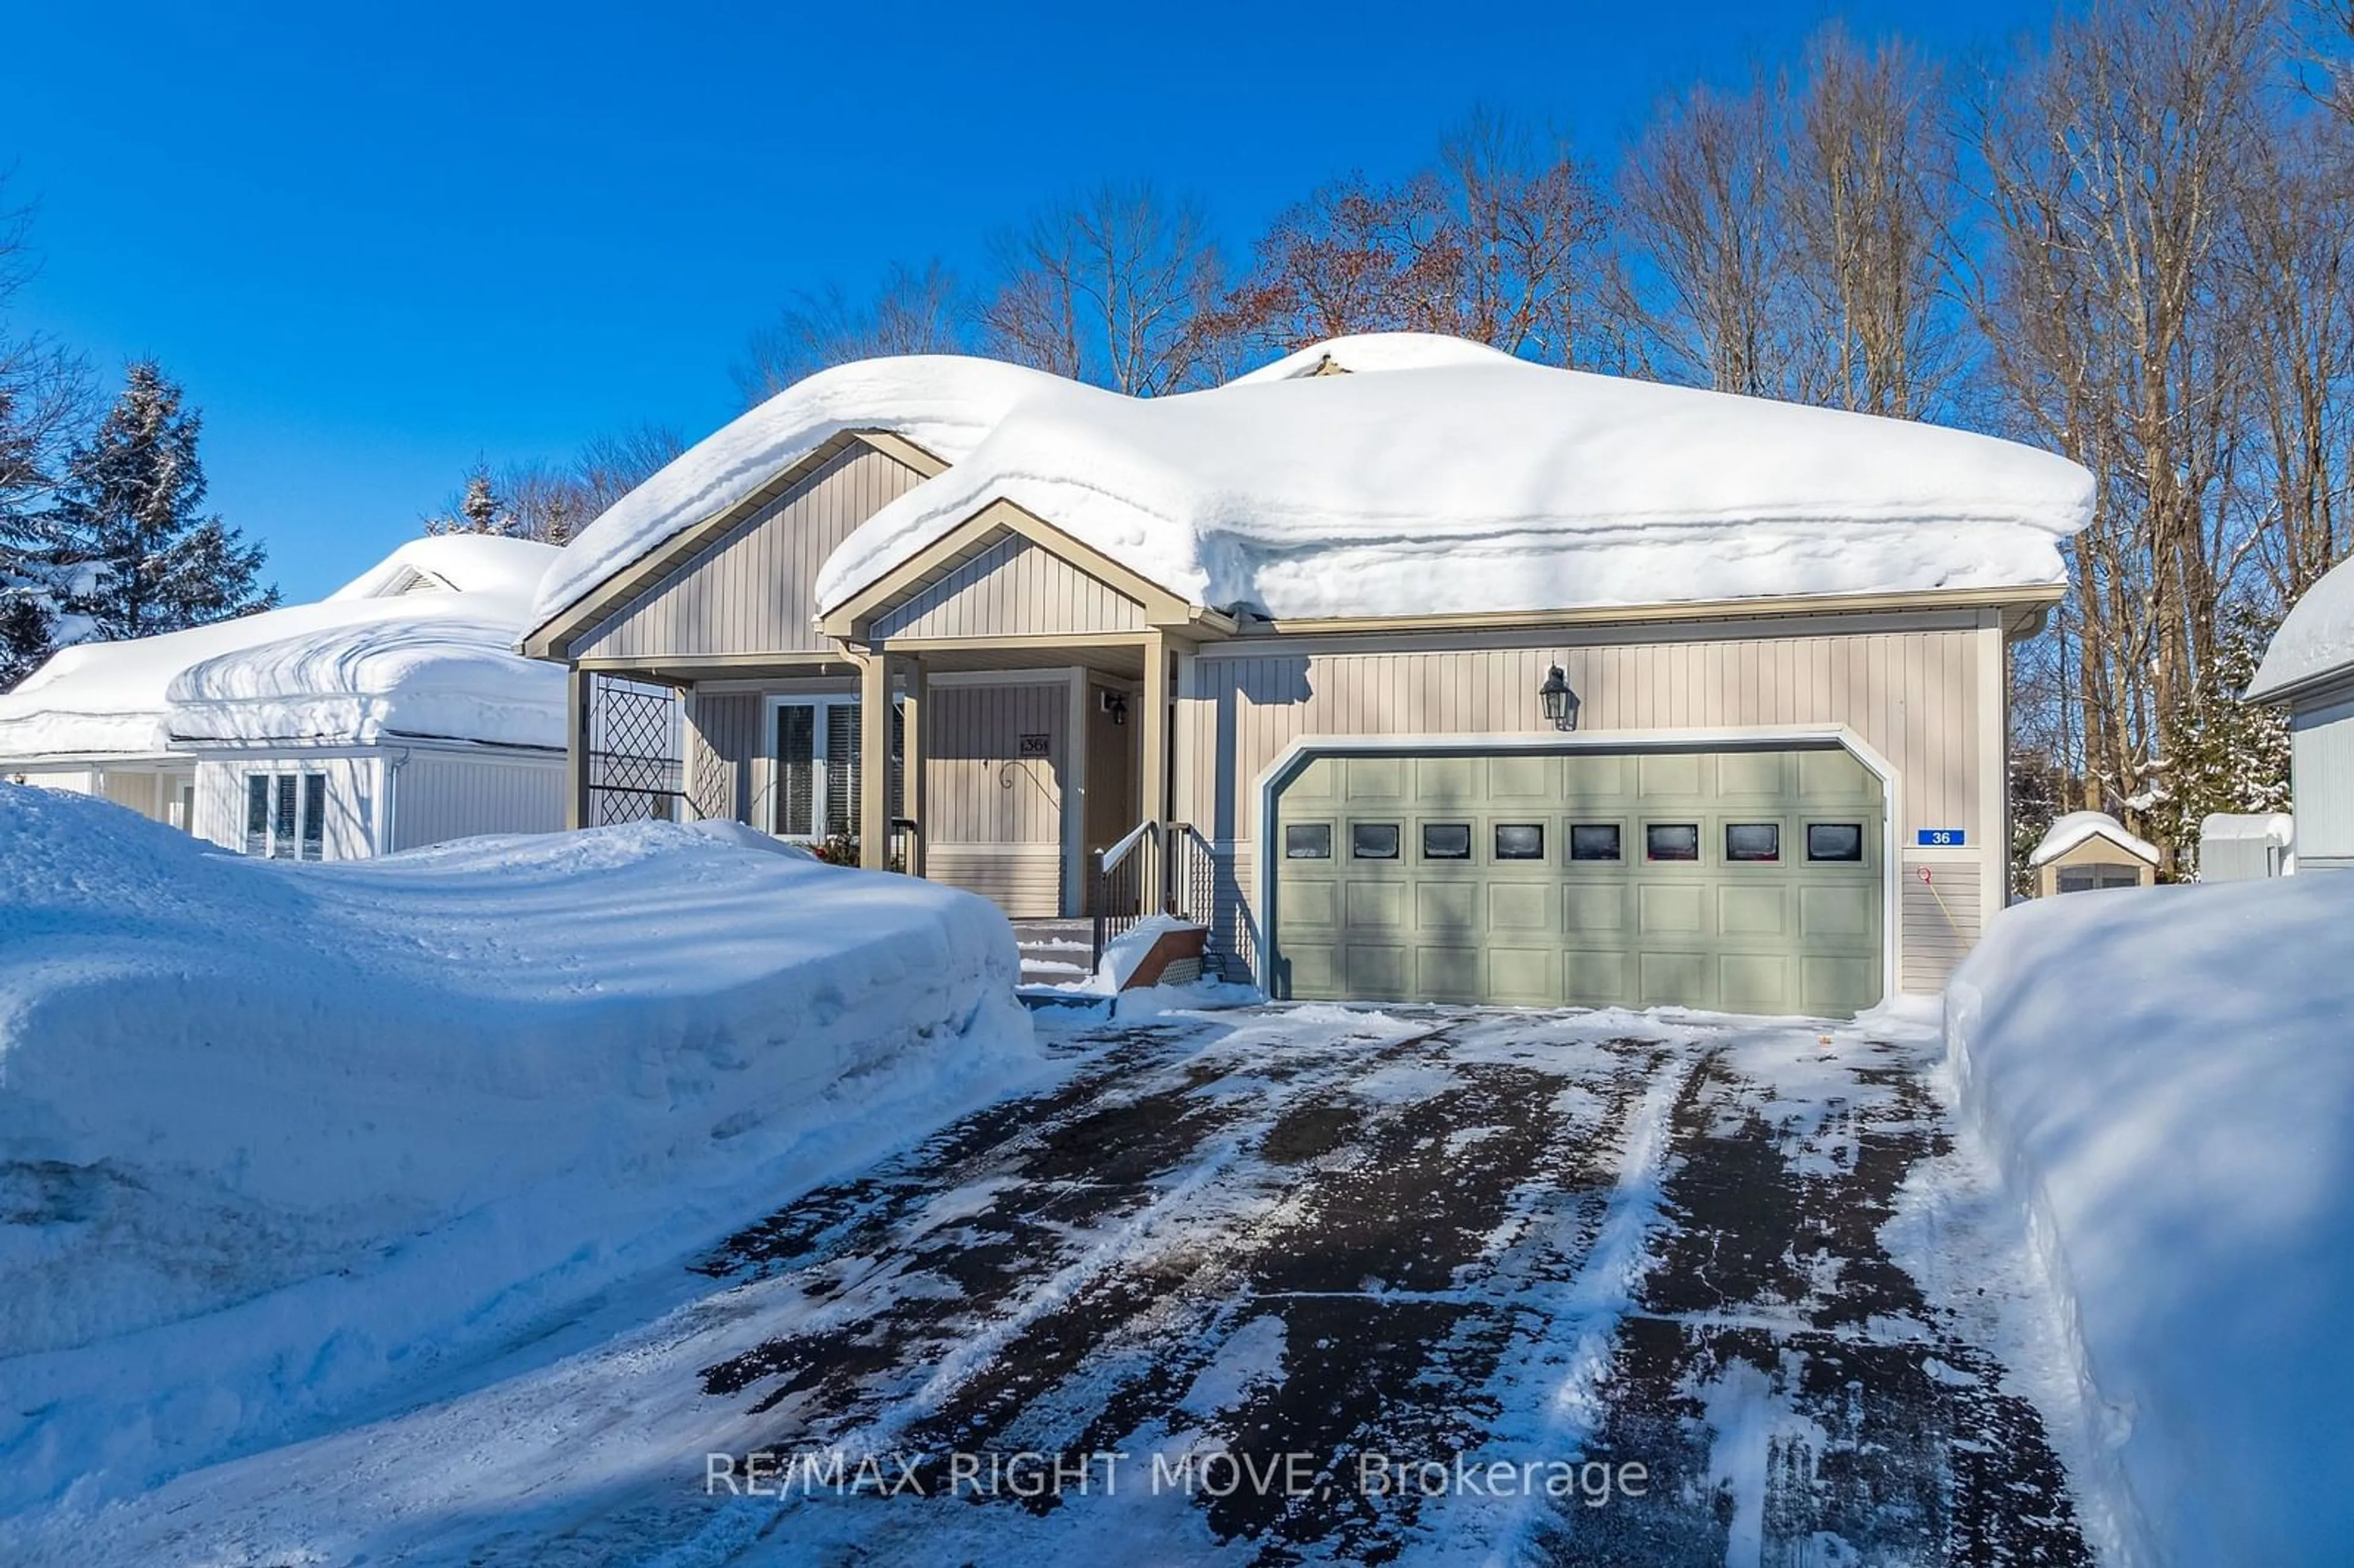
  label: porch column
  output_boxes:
[904,656,929,878]
[858,651,891,869]
[565,667,592,831]
[1140,631,1170,830]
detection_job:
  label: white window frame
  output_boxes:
[243,769,329,861]
[764,694,904,842]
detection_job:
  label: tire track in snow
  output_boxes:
[1396,1048,1698,1568]
[1526,1033,2096,1567]
[648,1012,1462,1566]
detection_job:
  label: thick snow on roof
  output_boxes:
[813,337,2095,622]
[2247,552,2354,700]
[0,539,564,758]
[529,356,1070,630]
[2028,810,2160,869]
[327,533,557,601]
[1224,330,1526,384]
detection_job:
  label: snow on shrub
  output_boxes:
[1945,876,2354,1566]
[0,785,1038,1508]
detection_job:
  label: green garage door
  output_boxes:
[1269,745,1885,1017]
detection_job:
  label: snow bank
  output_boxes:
[1945,877,2354,1566]
[813,336,2095,622]
[528,356,1068,631]
[2249,550,2354,700]
[0,538,565,757]
[2027,809,2158,869]
[0,785,1037,1509]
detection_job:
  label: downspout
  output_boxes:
[383,748,412,856]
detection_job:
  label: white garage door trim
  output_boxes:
[1251,725,1900,1005]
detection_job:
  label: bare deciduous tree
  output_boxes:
[1785,29,1963,417]
[1612,75,1799,396]
[977,182,1227,395]
[0,173,94,688]
[733,261,966,405]
[1219,114,1610,365]
[1970,0,2280,862]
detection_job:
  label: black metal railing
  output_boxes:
[1089,818,1160,967]
[1090,820,1230,973]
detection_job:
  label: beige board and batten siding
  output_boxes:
[870,531,1149,641]
[1175,618,1998,990]
[923,680,1067,916]
[686,690,768,826]
[570,444,929,663]
[386,752,566,851]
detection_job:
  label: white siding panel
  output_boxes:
[389,753,568,851]
[192,755,383,860]
[2291,709,2354,864]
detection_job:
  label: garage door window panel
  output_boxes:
[1647,823,1701,862]
[1286,822,1333,859]
[1421,822,1472,861]
[1495,823,1545,861]
[1570,823,1623,862]
[1806,823,1865,862]
[1352,822,1400,860]
[1726,823,1781,863]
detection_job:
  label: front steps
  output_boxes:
[1010,918,1094,986]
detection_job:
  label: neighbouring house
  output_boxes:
[2028,810,2159,896]
[523,333,2094,1016]
[2247,555,2354,872]
[0,535,568,859]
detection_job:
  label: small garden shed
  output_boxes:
[2030,812,2158,896]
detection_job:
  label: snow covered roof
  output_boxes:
[327,534,558,601]
[2248,554,2354,701]
[1224,331,1526,384]
[528,356,1070,633]
[2028,810,2159,869]
[0,539,566,759]
[2198,811,2294,846]
[810,335,2097,623]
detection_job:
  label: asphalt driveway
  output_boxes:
[30,1002,2097,1566]
[677,1001,2094,1566]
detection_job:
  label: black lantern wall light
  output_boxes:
[1538,664,1579,731]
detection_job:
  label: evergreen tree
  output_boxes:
[424,462,517,536]
[0,385,57,687]
[2154,601,2292,877]
[47,361,274,641]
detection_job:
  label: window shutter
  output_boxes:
[300,774,327,861]
[826,703,861,838]
[244,775,269,856]
[889,699,905,821]
[775,705,814,836]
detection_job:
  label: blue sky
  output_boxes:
[1,0,2062,603]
